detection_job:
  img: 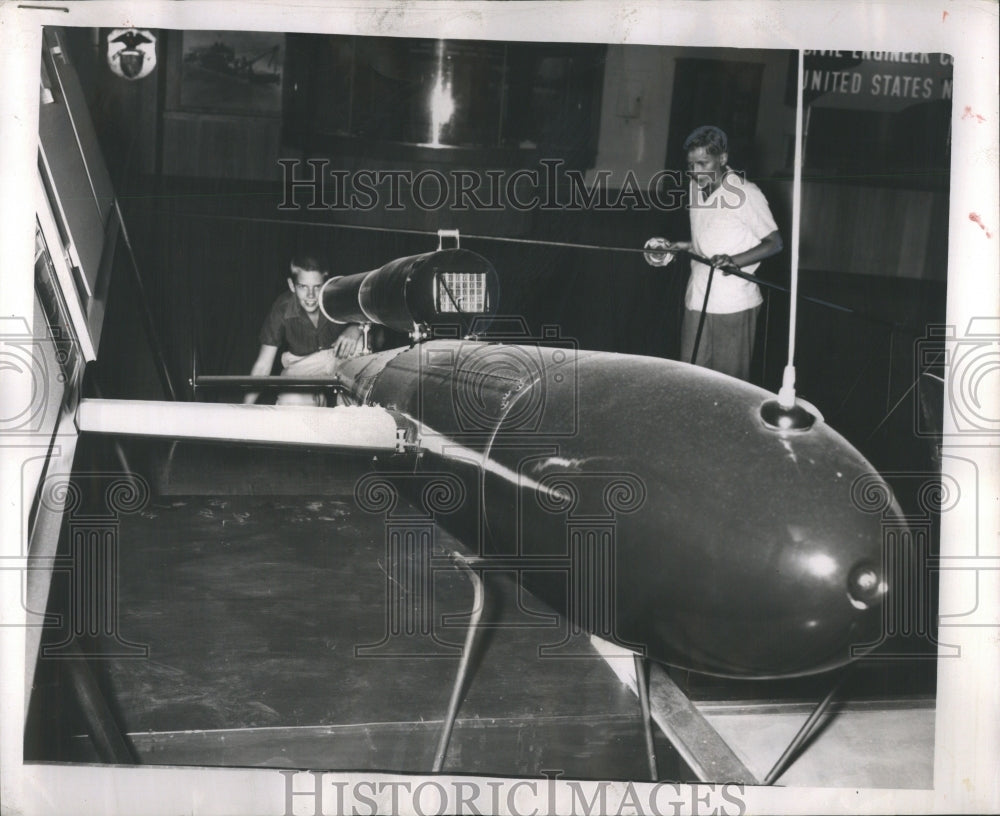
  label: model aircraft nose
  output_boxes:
[847,561,887,609]
[764,535,889,668]
[615,499,892,678]
[783,534,887,612]
[551,354,898,679]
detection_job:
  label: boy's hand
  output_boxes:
[332,324,365,359]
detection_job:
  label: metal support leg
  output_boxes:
[763,665,853,785]
[64,641,136,764]
[634,653,659,781]
[432,553,485,773]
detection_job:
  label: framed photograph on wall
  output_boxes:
[177,30,283,114]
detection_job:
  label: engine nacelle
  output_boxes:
[320,248,499,337]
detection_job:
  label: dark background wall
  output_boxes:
[63,28,949,479]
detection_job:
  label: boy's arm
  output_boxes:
[712,230,783,272]
[244,344,278,404]
[331,324,365,359]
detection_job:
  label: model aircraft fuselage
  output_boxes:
[331,336,893,679]
[76,247,896,681]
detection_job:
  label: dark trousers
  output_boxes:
[680,305,760,381]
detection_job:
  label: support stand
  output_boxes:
[64,641,137,764]
[646,664,758,784]
[763,665,853,785]
[432,553,485,773]
[633,653,659,781]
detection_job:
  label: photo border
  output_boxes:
[1,1,997,814]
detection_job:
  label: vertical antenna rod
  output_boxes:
[760,50,815,432]
[779,48,806,410]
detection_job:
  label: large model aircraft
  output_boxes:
[67,242,900,783]
[80,246,896,682]
[25,24,904,785]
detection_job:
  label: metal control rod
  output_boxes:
[191,375,347,391]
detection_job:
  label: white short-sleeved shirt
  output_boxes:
[685,170,778,314]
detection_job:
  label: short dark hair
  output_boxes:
[288,254,327,281]
[683,125,728,156]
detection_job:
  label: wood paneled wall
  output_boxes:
[161,113,283,180]
[766,180,948,281]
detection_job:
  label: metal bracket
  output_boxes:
[393,426,422,454]
[410,323,431,344]
[360,321,372,356]
[437,229,460,250]
[394,428,408,454]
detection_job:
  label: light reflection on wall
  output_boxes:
[288,34,605,165]
[428,40,455,146]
